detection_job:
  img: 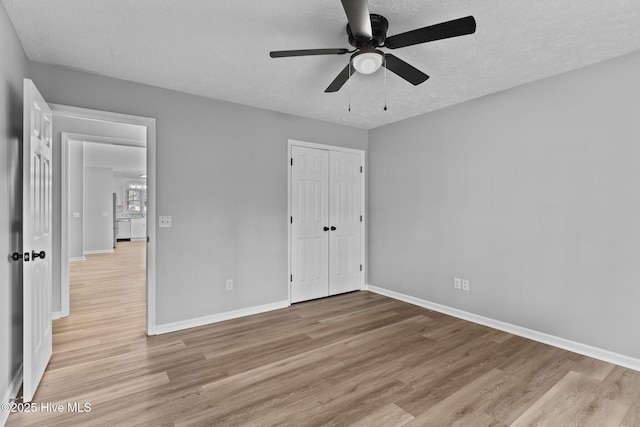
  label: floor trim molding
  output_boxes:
[1,363,23,426]
[83,249,114,255]
[366,285,640,372]
[154,300,291,335]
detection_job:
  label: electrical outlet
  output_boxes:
[226,279,233,291]
[462,279,470,291]
[454,278,461,290]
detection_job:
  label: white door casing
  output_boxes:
[23,79,53,402]
[329,151,362,295]
[290,146,330,302]
[289,141,364,303]
[54,105,156,334]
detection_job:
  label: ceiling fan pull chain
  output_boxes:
[348,61,352,112]
[383,56,388,111]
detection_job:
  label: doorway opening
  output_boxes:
[53,104,157,335]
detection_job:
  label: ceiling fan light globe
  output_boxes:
[352,52,383,75]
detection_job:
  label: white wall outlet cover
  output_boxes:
[462,280,470,291]
[454,278,462,289]
[159,216,172,228]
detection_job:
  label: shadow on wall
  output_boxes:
[7,81,23,376]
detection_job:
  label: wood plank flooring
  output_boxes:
[7,241,640,426]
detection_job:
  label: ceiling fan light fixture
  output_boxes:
[352,50,383,75]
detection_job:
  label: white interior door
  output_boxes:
[290,144,363,303]
[329,151,362,295]
[290,146,330,302]
[23,78,53,402]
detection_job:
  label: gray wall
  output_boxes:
[83,166,114,253]
[29,62,368,326]
[368,51,640,360]
[0,1,28,413]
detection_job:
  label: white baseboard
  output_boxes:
[1,363,23,427]
[69,256,85,262]
[83,249,114,255]
[52,309,70,320]
[366,285,640,373]
[153,300,291,335]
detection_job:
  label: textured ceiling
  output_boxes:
[83,142,146,178]
[3,0,640,129]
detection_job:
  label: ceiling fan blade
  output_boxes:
[325,64,352,93]
[270,48,349,58]
[384,54,429,86]
[340,0,373,39]
[385,16,476,49]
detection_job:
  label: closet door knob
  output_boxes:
[32,250,46,260]
[323,226,330,231]
[11,252,23,262]
[330,226,336,231]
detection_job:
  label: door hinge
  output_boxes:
[360,215,363,222]
[360,166,363,173]
[290,216,293,224]
[291,158,293,166]
[360,264,363,272]
[290,274,293,282]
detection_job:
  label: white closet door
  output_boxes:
[328,151,362,295]
[290,146,330,302]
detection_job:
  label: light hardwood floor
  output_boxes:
[8,241,640,426]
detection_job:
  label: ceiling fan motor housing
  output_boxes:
[347,14,389,48]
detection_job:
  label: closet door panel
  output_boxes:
[291,146,330,302]
[329,151,362,295]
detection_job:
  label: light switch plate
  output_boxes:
[72,212,80,218]
[100,211,109,217]
[159,216,172,228]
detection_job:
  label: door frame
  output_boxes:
[287,139,366,303]
[60,131,147,317]
[52,103,158,335]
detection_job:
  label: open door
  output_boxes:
[22,78,53,402]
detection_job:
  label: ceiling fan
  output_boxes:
[269,0,476,93]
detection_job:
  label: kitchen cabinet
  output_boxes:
[130,218,146,240]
